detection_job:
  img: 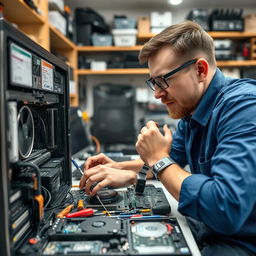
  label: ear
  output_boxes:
[196,58,208,82]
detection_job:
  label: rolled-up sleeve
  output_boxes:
[178,95,256,235]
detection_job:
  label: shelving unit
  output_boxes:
[1,0,79,106]
[77,32,256,76]
[2,1,256,104]
[138,31,256,40]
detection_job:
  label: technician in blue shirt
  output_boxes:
[80,21,256,256]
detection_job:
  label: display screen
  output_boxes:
[10,43,32,87]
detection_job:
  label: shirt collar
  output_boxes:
[191,68,226,126]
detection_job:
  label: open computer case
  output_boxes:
[0,18,71,255]
[0,18,192,256]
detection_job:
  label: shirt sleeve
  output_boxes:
[178,95,256,235]
[170,120,188,168]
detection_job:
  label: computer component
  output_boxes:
[91,83,135,146]
[72,184,171,215]
[70,107,91,158]
[17,105,35,159]
[8,101,19,163]
[0,19,70,256]
[43,216,191,256]
[128,218,191,255]
[49,216,126,239]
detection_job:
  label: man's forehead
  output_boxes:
[148,49,179,77]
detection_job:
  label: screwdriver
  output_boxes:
[71,158,84,176]
[57,204,74,218]
[66,208,97,218]
[96,194,111,216]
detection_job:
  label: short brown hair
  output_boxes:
[139,20,216,66]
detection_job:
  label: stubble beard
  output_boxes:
[166,103,195,119]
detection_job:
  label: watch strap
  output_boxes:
[135,163,150,194]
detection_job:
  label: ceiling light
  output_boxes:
[168,0,183,5]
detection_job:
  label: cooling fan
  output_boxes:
[17,106,35,159]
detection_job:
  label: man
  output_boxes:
[80,21,256,256]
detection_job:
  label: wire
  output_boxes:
[90,135,101,153]
[41,185,52,209]
[16,161,41,194]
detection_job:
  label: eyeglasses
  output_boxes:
[146,59,198,91]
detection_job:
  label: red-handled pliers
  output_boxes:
[66,208,97,218]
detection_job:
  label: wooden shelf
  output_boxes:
[76,45,143,52]
[217,60,256,67]
[137,31,256,41]
[2,0,45,24]
[208,31,256,39]
[49,24,76,50]
[77,60,256,75]
[77,68,149,75]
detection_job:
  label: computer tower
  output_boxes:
[0,18,70,255]
[91,83,135,146]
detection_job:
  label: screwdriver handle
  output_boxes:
[66,208,96,218]
[57,204,74,218]
[77,199,84,210]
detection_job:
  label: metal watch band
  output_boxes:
[152,157,176,178]
[135,163,150,194]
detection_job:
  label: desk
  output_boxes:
[72,178,201,256]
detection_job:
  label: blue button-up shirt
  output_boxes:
[171,69,256,252]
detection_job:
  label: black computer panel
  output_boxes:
[70,107,91,155]
[91,83,135,146]
[0,19,70,255]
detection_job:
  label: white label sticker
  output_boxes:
[10,43,32,87]
[41,59,53,91]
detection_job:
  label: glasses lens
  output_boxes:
[146,79,155,90]
[146,77,169,91]
[154,77,169,89]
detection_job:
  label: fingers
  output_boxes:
[84,153,112,170]
[79,165,101,190]
[163,124,172,141]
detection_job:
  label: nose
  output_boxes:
[154,86,167,99]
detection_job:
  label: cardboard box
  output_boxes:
[244,14,256,32]
[138,17,150,34]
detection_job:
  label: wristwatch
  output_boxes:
[152,157,176,178]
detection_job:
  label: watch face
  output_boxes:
[153,157,175,175]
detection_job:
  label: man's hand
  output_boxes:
[79,164,137,196]
[84,153,116,170]
[136,121,173,166]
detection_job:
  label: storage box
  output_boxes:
[112,29,137,46]
[151,27,167,34]
[151,12,172,27]
[244,14,256,32]
[49,0,64,12]
[49,11,66,35]
[114,18,136,29]
[138,16,150,34]
[92,34,112,46]
[90,61,107,71]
